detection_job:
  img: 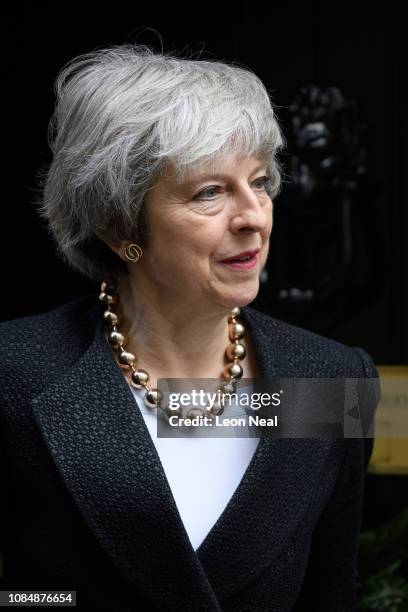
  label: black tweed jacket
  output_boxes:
[0,294,380,611]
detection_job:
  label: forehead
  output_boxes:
[162,153,268,188]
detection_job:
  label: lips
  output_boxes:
[220,249,260,263]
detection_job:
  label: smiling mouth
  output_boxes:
[218,252,259,270]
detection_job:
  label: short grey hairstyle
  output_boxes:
[36,44,285,282]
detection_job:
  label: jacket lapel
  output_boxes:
[30,299,336,609]
[195,307,338,602]
[30,300,221,611]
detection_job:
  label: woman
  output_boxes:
[0,44,380,611]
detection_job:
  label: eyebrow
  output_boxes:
[181,163,268,187]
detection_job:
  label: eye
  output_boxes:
[193,176,272,201]
[194,185,221,201]
[254,175,272,190]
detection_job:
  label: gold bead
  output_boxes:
[205,402,224,417]
[225,342,246,361]
[222,362,243,380]
[130,369,150,389]
[99,292,117,306]
[228,322,245,341]
[144,388,163,408]
[163,405,183,420]
[219,380,236,395]
[108,330,125,348]
[103,310,119,326]
[228,307,241,323]
[186,407,205,419]
[100,281,117,294]
[118,351,135,367]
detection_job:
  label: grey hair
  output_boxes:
[36,43,285,282]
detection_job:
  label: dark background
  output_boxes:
[3,1,406,365]
[2,2,407,528]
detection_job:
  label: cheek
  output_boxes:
[265,209,273,236]
[154,231,216,270]
[148,203,226,260]
[267,201,274,223]
[181,223,224,256]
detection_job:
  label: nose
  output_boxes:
[228,186,271,234]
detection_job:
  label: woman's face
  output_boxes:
[131,153,273,310]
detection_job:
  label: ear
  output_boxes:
[102,239,127,261]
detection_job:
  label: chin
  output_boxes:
[221,285,260,310]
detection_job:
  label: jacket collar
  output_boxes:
[31,298,334,610]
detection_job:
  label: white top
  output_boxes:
[130,384,260,551]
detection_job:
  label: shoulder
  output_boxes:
[243,306,380,487]
[242,304,378,378]
[0,293,101,398]
[0,293,99,347]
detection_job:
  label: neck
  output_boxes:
[114,274,234,382]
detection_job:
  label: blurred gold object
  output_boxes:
[369,366,408,475]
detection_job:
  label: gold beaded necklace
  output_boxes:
[99,279,247,424]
